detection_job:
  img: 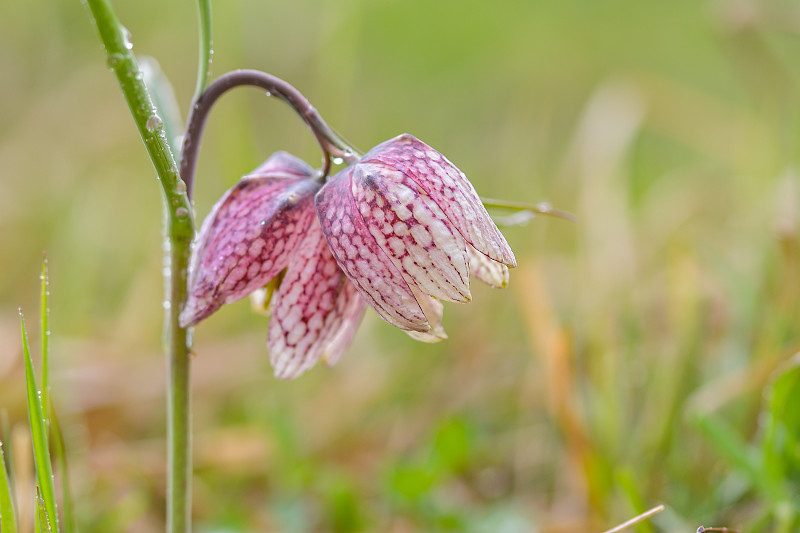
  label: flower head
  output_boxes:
[181,134,515,378]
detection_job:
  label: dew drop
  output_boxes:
[176,207,189,217]
[176,180,187,194]
[343,147,354,158]
[146,115,163,133]
[332,157,344,165]
[122,27,134,50]
[265,91,272,97]
[163,301,171,310]
[106,53,124,70]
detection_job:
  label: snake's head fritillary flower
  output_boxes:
[315,134,516,342]
[179,151,367,379]
[182,134,515,378]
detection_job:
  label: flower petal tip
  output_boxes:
[406,325,448,343]
[178,298,209,328]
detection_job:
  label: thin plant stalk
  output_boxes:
[83,1,195,532]
[193,0,212,99]
[601,504,665,533]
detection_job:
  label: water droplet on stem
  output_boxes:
[146,115,163,133]
[122,27,134,50]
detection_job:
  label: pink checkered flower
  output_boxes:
[180,134,515,378]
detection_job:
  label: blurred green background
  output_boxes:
[3,0,800,531]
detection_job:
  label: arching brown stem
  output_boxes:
[180,69,360,199]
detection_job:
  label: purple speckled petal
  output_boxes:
[363,134,516,268]
[468,246,509,288]
[315,166,431,332]
[319,282,367,367]
[180,176,320,327]
[245,151,316,180]
[350,162,471,303]
[269,219,366,379]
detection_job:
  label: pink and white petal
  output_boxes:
[320,283,367,367]
[350,162,471,303]
[405,287,447,343]
[180,177,319,327]
[468,246,509,289]
[269,220,360,379]
[363,134,516,267]
[245,151,315,180]
[315,167,430,332]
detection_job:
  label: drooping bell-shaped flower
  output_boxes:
[181,135,515,378]
[315,134,515,339]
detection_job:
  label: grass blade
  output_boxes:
[0,442,18,533]
[49,409,75,533]
[40,255,50,424]
[0,410,14,512]
[693,411,788,505]
[20,313,59,533]
[35,487,52,533]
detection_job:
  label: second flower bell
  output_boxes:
[180,133,516,379]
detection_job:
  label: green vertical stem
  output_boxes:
[193,0,212,99]
[83,1,195,532]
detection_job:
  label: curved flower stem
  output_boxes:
[83,1,195,532]
[180,69,360,198]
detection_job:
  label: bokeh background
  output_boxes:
[2,0,800,531]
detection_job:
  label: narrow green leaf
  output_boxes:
[49,408,76,533]
[41,255,50,426]
[480,196,577,222]
[764,358,800,476]
[20,313,60,533]
[693,411,788,504]
[615,469,656,533]
[140,57,184,158]
[0,410,13,505]
[0,443,18,533]
[35,487,52,533]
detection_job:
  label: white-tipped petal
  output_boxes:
[468,246,509,288]
[319,282,367,367]
[405,287,447,343]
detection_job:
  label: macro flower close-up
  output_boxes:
[180,133,516,378]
